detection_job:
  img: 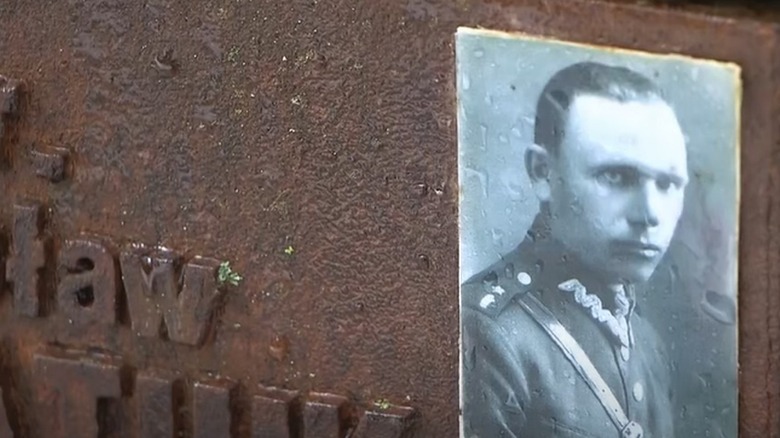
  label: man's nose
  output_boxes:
[627,182,661,228]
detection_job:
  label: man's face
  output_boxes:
[546,93,688,285]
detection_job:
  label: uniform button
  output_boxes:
[632,381,644,402]
[479,294,496,309]
[517,272,532,285]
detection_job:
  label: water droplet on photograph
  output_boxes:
[491,228,505,246]
[679,405,688,419]
[697,372,713,389]
[701,290,736,325]
[464,166,489,198]
[464,346,476,370]
[504,263,515,279]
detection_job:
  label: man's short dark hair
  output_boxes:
[534,62,665,155]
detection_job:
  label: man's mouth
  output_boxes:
[611,240,662,259]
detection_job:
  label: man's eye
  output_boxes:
[603,171,623,184]
[656,176,672,191]
[598,168,637,187]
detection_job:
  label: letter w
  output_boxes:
[120,245,224,347]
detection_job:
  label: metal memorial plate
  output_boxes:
[0,1,779,437]
[457,28,740,437]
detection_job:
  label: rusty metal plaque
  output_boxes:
[0,1,779,437]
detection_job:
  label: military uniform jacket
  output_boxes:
[462,217,675,438]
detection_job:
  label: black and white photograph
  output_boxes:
[457,27,741,438]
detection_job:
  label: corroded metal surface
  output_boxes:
[0,0,778,436]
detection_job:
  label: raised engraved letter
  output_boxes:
[351,404,417,438]
[57,238,117,326]
[120,245,223,346]
[34,352,122,438]
[6,202,46,317]
[135,370,176,437]
[194,380,234,438]
[30,147,70,182]
[252,387,299,438]
[303,393,348,438]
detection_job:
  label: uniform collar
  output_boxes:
[518,213,637,313]
[513,214,637,354]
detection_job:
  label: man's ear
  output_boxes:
[525,144,552,202]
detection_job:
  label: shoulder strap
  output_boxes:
[517,293,644,438]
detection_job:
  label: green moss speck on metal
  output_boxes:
[217,261,242,286]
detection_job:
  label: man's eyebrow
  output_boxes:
[593,162,689,185]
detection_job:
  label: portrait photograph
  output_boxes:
[457,27,741,438]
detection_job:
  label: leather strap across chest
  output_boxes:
[517,292,644,438]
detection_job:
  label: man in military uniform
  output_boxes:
[462,62,688,437]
